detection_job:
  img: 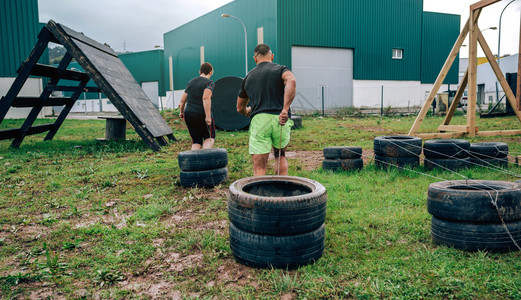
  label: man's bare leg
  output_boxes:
[202,138,214,149]
[252,153,270,176]
[273,146,288,175]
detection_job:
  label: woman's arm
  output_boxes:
[179,92,188,119]
[202,89,213,126]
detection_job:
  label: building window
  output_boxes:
[257,27,264,44]
[200,46,205,64]
[392,48,403,59]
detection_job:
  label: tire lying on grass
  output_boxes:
[228,176,327,235]
[323,146,362,159]
[229,222,325,269]
[470,157,509,168]
[424,157,470,171]
[427,180,521,223]
[373,136,422,157]
[322,158,363,172]
[431,216,521,252]
[469,142,509,159]
[178,148,228,171]
[423,139,470,159]
[374,155,420,169]
[180,167,228,188]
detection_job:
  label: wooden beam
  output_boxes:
[470,0,501,11]
[438,125,471,133]
[468,9,478,137]
[413,132,466,139]
[0,124,55,141]
[476,130,521,137]
[408,17,471,136]
[443,69,468,125]
[477,26,521,124]
[31,64,90,82]
[11,97,74,107]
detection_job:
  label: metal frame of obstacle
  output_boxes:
[0,20,175,151]
[408,0,521,139]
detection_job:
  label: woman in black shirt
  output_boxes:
[179,63,215,150]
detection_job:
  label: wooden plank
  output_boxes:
[31,64,89,81]
[438,125,470,132]
[11,97,73,107]
[413,132,466,139]
[470,0,501,11]
[518,11,521,111]
[408,17,470,136]
[477,27,521,124]
[468,9,478,138]
[443,69,468,126]
[476,130,521,137]
[0,124,55,141]
[0,28,51,121]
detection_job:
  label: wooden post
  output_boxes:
[517,10,521,111]
[98,116,127,140]
[443,69,468,126]
[468,9,478,137]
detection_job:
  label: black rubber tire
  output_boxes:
[180,167,228,188]
[229,222,325,269]
[228,176,327,235]
[431,216,521,252]
[469,142,509,159]
[374,155,420,169]
[423,139,470,159]
[427,180,521,223]
[424,157,470,170]
[373,136,422,157]
[322,158,363,171]
[178,148,228,171]
[323,146,362,159]
[470,157,509,168]
[291,115,302,129]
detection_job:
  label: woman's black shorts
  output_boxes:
[184,111,215,145]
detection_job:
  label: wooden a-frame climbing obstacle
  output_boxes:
[0,20,175,151]
[409,0,521,139]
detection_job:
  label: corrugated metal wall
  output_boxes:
[119,49,166,96]
[0,0,43,76]
[164,0,277,90]
[277,0,424,81]
[421,12,460,84]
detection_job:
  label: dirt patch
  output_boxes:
[215,258,258,289]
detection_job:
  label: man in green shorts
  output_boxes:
[237,44,297,176]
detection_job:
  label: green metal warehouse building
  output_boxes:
[164,0,460,111]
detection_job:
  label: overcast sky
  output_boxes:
[38,0,520,58]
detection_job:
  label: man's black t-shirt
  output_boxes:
[184,77,214,116]
[238,62,289,118]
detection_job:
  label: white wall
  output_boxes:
[477,54,518,104]
[353,80,452,108]
[0,77,52,119]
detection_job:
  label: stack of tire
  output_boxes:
[428,180,521,252]
[424,139,470,170]
[228,176,327,268]
[178,148,228,188]
[469,142,509,168]
[373,136,422,169]
[322,146,363,172]
[291,115,302,129]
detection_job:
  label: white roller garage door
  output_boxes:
[291,46,353,112]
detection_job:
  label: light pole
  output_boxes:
[221,14,248,76]
[498,0,517,69]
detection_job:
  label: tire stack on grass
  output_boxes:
[424,139,470,170]
[228,176,327,269]
[469,142,509,168]
[178,148,228,188]
[373,136,422,169]
[428,180,521,252]
[291,115,302,129]
[322,146,363,172]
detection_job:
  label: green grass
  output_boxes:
[1,111,521,298]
